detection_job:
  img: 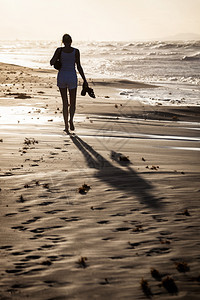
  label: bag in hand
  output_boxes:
[54,60,61,70]
[54,48,62,70]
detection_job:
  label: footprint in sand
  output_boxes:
[146,247,171,256]
[0,245,13,251]
[159,230,172,236]
[11,225,27,231]
[19,267,46,276]
[127,242,140,249]
[44,209,64,214]
[152,215,168,222]
[11,283,29,289]
[37,244,54,250]
[30,225,63,234]
[97,220,109,224]
[43,280,70,288]
[22,216,41,224]
[46,254,71,262]
[21,255,41,261]
[46,236,66,243]
[60,216,81,222]
[4,213,17,217]
[38,201,54,206]
[109,256,126,260]
[115,227,131,232]
[6,269,22,274]
[90,206,105,211]
[18,208,30,213]
[102,237,113,241]
[111,213,127,217]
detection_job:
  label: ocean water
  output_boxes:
[0,40,200,106]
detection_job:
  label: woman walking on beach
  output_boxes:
[50,34,88,133]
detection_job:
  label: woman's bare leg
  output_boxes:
[69,88,77,130]
[59,87,69,132]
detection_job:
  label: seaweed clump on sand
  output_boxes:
[17,195,25,203]
[162,276,178,294]
[7,92,31,99]
[140,278,152,298]
[110,151,130,163]
[175,261,190,273]
[24,137,38,146]
[183,209,190,216]
[77,257,88,268]
[151,268,162,281]
[78,184,91,194]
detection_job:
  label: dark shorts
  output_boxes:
[57,71,77,89]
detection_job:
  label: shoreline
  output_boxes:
[1,62,200,124]
[0,62,200,299]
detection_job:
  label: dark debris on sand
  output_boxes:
[162,276,178,294]
[78,184,91,194]
[24,137,38,146]
[7,92,31,99]
[140,278,153,298]
[110,151,130,163]
[151,268,162,281]
[183,209,190,216]
[17,195,25,203]
[175,261,190,273]
[77,256,88,268]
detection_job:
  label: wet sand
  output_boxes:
[0,62,200,299]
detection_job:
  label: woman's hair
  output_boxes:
[62,34,72,45]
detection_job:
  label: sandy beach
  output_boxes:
[0,62,200,299]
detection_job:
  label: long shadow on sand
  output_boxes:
[70,134,163,209]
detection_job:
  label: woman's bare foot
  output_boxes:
[64,128,70,134]
[69,120,75,131]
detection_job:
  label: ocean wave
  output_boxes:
[182,52,200,61]
[151,42,183,49]
[124,43,135,47]
[150,41,200,50]
[147,51,180,57]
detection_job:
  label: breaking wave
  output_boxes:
[182,52,200,61]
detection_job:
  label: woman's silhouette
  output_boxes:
[50,34,88,133]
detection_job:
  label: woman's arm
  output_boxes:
[75,49,87,84]
[50,48,61,66]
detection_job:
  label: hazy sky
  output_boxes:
[0,0,200,41]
